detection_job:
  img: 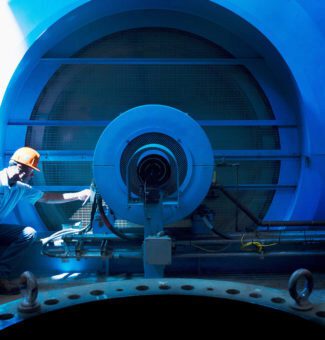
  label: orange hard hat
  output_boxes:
[11,147,41,171]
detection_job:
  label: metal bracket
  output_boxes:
[18,271,41,314]
[288,268,314,311]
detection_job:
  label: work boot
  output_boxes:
[0,278,21,295]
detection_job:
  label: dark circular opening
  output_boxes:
[226,289,240,295]
[271,297,286,304]
[67,294,80,300]
[0,313,14,321]
[250,292,262,299]
[316,311,325,318]
[90,290,104,296]
[136,285,149,291]
[44,299,59,305]
[137,154,171,187]
[181,285,194,290]
[159,284,171,290]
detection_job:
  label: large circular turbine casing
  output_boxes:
[93,104,214,225]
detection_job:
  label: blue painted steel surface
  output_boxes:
[93,104,214,225]
[6,119,297,127]
[0,0,324,275]
[1,0,324,229]
[0,277,324,332]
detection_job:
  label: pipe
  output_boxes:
[57,233,325,248]
[175,237,325,245]
[174,250,325,258]
[217,185,325,227]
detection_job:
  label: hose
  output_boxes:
[97,194,142,241]
[202,216,232,240]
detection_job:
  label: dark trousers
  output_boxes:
[0,224,37,279]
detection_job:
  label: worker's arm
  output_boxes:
[38,189,91,204]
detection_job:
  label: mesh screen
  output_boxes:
[30,64,273,121]
[26,27,280,231]
[26,125,279,151]
[31,162,93,186]
[47,27,233,59]
[206,190,276,233]
[215,160,280,185]
[35,198,94,230]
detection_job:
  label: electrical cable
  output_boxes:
[240,233,278,253]
[97,194,142,241]
[190,242,231,253]
[202,216,232,240]
[40,227,89,257]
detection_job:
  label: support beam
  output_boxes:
[4,150,301,161]
[7,119,297,127]
[32,184,296,192]
[40,57,263,66]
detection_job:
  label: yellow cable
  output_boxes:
[240,233,277,253]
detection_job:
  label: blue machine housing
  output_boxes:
[0,0,323,270]
[1,0,324,229]
[93,104,214,225]
[0,0,324,274]
[0,1,325,334]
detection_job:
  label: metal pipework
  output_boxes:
[173,250,325,258]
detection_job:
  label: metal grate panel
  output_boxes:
[25,27,283,231]
[31,162,93,186]
[30,64,273,121]
[206,190,276,233]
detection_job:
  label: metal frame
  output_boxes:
[0,2,304,231]
[40,57,263,65]
[7,119,297,127]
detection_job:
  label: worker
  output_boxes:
[0,147,90,295]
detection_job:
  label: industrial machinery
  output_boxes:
[41,104,216,277]
[1,0,325,334]
[40,104,325,280]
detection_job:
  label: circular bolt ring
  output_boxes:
[288,268,313,310]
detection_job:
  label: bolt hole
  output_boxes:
[181,285,194,290]
[44,299,59,305]
[116,288,123,292]
[90,290,104,296]
[136,285,149,291]
[226,289,240,295]
[271,297,285,304]
[0,313,14,320]
[250,292,262,298]
[316,311,325,318]
[68,294,80,300]
[159,284,171,290]
[207,287,214,291]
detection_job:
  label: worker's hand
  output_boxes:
[77,189,91,203]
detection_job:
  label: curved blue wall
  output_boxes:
[0,0,324,228]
